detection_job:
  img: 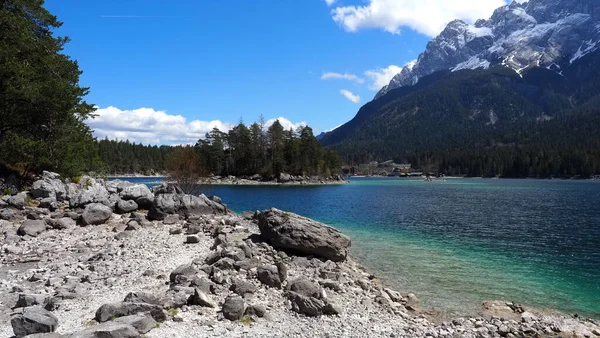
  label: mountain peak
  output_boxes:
[375,0,600,100]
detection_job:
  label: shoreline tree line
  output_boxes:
[97,118,343,179]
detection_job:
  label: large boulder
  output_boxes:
[113,314,156,334]
[30,171,67,201]
[119,184,152,200]
[11,307,58,337]
[8,192,28,209]
[169,263,197,284]
[46,217,76,230]
[191,288,215,308]
[148,193,225,221]
[69,322,139,338]
[105,180,133,194]
[278,172,292,183]
[221,295,245,321]
[116,200,138,214]
[257,208,351,262]
[286,291,325,317]
[119,185,153,208]
[17,220,47,237]
[81,203,112,225]
[70,183,109,208]
[153,182,183,195]
[286,277,321,298]
[257,264,281,288]
[95,302,166,323]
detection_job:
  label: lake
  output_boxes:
[120,177,600,319]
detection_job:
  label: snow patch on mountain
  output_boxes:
[452,56,491,72]
[570,40,599,64]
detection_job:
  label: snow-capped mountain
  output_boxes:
[376,0,600,99]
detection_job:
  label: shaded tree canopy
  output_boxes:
[0,0,99,178]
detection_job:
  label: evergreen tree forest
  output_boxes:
[95,119,342,178]
[196,119,342,177]
[96,139,172,175]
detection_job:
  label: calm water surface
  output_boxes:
[126,177,600,318]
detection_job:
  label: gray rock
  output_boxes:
[123,292,161,305]
[17,220,46,237]
[11,307,58,337]
[276,261,287,282]
[46,217,76,230]
[258,208,351,262]
[69,322,140,338]
[286,291,325,317]
[213,257,236,270]
[1,208,19,221]
[30,172,66,201]
[220,247,246,262]
[119,184,152,201]
[113,314,156,334]
[323,302,341,315]
[39,197,58,210]
[8,192,27,209]
[105,180,133,194]
[69,183,109,208]
[148,193,225,221]
[95,302,166,323]
[81,203,112,225]
[185,235,200,244]
[169,264,197,284]
[384,288,404,303]
[222,295,245,321]
[153,183,183,195]
[286,277,321,298]
[230,278,257,296]
[191,288,215,307]
[278,172,291,183]
[116,200,138,214]
[257,264,281,288]
[244,304,266,318]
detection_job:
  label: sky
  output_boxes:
[45,0,510,145]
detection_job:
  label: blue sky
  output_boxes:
[45,0,508,144]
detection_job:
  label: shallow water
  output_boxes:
[123,177,600,318]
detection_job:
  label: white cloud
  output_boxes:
[324,0,336,7]
[265,117,307,131]
[340,89,361,103]
[330,0,507,37]
[321,72,365,84]
[87,106,305,145]
[364,64,403,90]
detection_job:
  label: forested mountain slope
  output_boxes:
[321,51,600,177]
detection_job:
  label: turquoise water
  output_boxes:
[125,177,600,318]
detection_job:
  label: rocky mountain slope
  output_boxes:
[376,0,600,99]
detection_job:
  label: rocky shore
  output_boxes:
[1,172,599,337]
[205,173,349,185]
